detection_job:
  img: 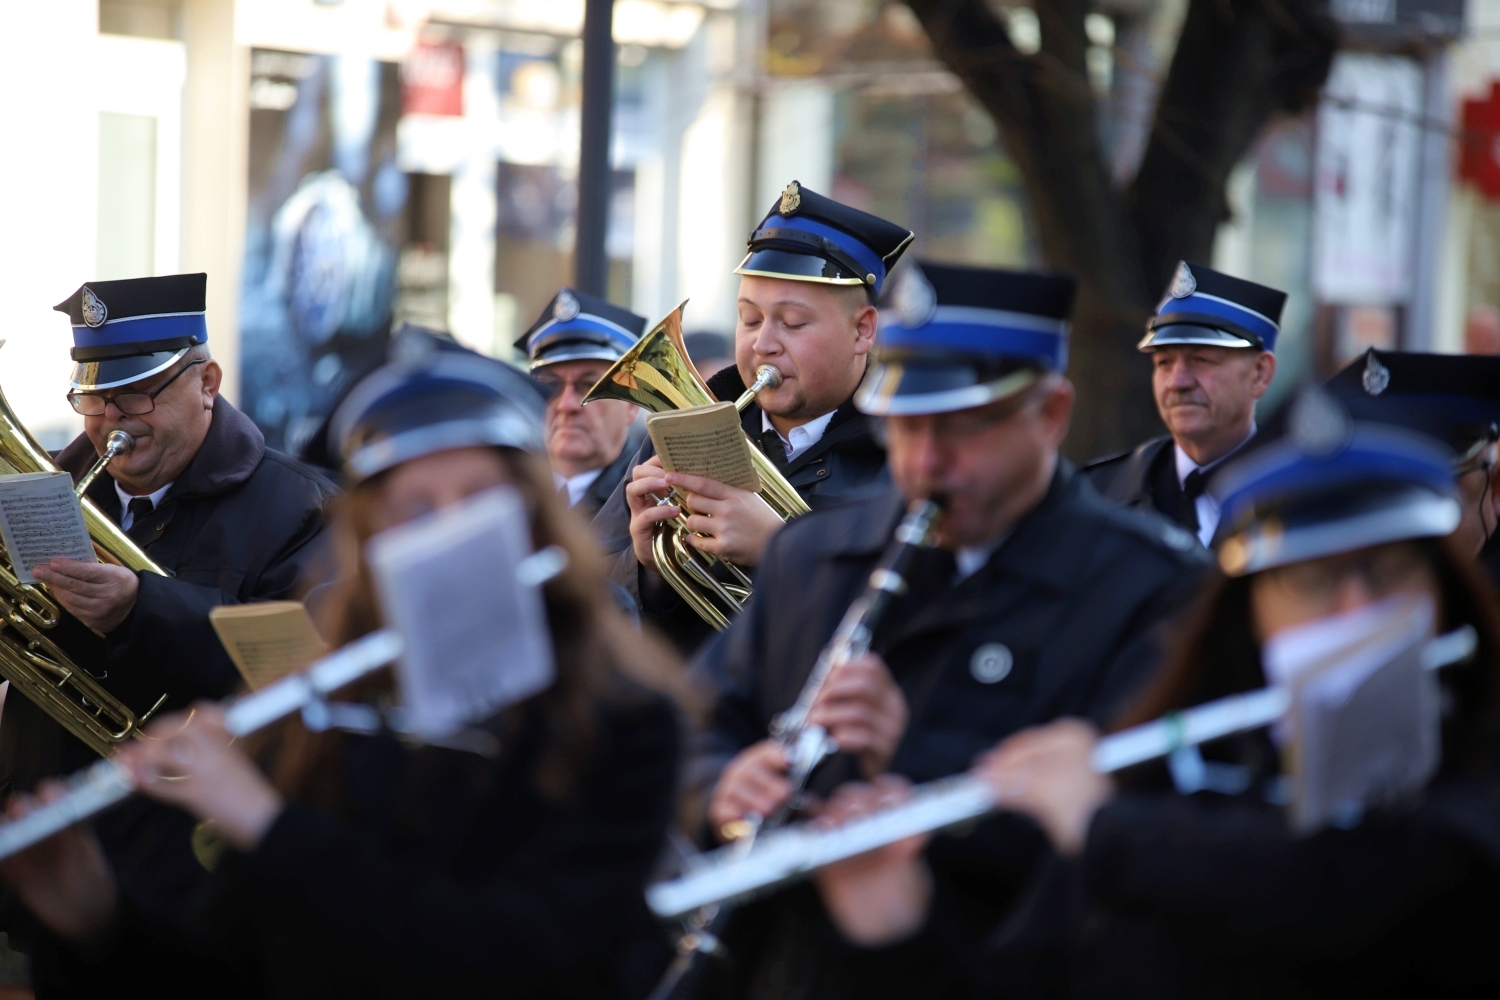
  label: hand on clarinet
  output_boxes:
[709,740,790,842]
[811,776,933,947]
[975,719,1114,856]
[807,652,908,780]
[0,780,119,943]
[114,704,284,852]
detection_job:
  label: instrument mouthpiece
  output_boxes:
[105,430,135,457]
[752,365,783,392]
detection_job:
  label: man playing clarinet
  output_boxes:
[681,261,1208,999]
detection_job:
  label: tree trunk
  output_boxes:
[905,0,1335,461]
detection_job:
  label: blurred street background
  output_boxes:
[1,0,1498,466]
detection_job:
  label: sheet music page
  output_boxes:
[647,402,761,492]
[209,601,328,690]
[365,486,555,741]
[1278,595,1440,834]
[0,471,97,584]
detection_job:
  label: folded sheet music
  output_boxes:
[210,601,328,691]
[0,471,96,584]
[365,486,555,741]
[647,402,761,492]
[1264,594,1440,834]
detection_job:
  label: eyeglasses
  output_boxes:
[534,372,605,400]
[67,359,206,417]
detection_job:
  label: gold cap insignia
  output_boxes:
[779,181,802,216]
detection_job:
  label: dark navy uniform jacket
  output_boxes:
[686,465,1209,1000]
[1081,435,1185,526]
[592,364,889,655]
[572,424,645,520]
[0,396,336,998]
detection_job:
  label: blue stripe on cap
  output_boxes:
[879,306,1069,371]
[1213,426,1455,531]
[767,215,887,289]
[72,313,207,350]
[1157,292,1278,347]
[528,315,638,355]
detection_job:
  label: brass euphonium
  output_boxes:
[0,350,168,757]
[582,302,811,630]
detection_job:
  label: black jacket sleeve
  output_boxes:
[234,697,680,991]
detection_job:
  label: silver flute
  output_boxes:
[647,626,1478,921]
[0,629,405,863]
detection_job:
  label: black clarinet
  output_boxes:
[648,497,944,1000]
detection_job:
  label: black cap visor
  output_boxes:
[70,349,188,391]
[856,354,1042,416]
[735,248,867,287]
[1138,321,1259,352]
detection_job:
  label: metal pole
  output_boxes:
[575,0,615,297]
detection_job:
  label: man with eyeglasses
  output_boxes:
[1,273,336,782]
[517,288,646,519]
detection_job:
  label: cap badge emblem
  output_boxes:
[553,289,581,322]
[1169,262,1197,300]
[80,287,108,329]
[1288,386,1350,457]
[779,181,802,216]
[891,266,937,328]
[1361,352,1390,396]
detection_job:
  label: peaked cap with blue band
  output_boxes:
[856,259,1076,417]
[332,326,546,483]
[54,273,208,391]
[1208,385,1460,576]
[736,181,913,295]
[1326,349,1500,470]
[1139,261,1287,353]
[516,287,647,371]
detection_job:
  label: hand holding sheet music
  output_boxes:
[0,472,95,584]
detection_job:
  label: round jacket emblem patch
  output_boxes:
[970,643,1013,684]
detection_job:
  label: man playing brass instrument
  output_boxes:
[0,273,336,993]
[594,181,907,653]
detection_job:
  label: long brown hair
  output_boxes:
[1117,536,1500,775]
[267,446,687,807]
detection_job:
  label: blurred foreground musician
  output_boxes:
[1085,263,1284,545]
[520,288,648,518]
[594,181,902,653]
[0,273,337,994]
[687,261,1208,999]
[1327,349,1500,590]
[0,331,685,999]
[817,388,1500,999]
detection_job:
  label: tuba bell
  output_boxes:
[0,358,169,757]
[582,302,810,630]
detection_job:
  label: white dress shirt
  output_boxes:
[553,468,604,508]
[761,409,836,464]
[115,481,173,531]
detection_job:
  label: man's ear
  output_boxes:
[1250,351,1276,399]
[1041,377,1076,449]
[199,360,223,407]
[852,304,879,356]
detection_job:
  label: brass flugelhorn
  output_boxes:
[0,354,169,757]
[582,302,811,630]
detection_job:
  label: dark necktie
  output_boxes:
[1180,469,1208,534]
[127,497,154,528]
[757,427,790,473]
